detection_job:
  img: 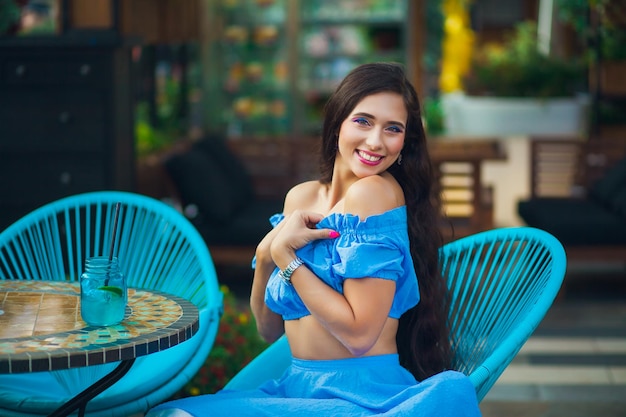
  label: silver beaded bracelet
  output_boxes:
[278,257,304,285]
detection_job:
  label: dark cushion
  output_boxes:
[193,200,284,246]
[588,156,626,208]
[518,198,626,245]
[163,148,237,224]
[193,135,255,214]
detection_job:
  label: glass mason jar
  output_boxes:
[80,256,127,326]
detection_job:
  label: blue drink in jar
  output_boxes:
[80,256,127,326]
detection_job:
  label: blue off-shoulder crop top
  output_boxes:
[258,206,420,321]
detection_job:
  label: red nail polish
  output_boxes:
[329,231,340,238]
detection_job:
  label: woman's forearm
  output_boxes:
[287,265,393,356]
[250,251,285,342]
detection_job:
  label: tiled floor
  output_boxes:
[480,267,626,417]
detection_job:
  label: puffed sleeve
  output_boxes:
[269,213,285,227]
[310,209,419,319]
[269,207,419,319]
[333,235,406,281]
[315,210,411,282]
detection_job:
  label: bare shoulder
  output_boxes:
[283,180,323,214]
[345,174,404,219]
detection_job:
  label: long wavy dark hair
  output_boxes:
[318,62,451,381]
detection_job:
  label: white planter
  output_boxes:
[441,92,590,137]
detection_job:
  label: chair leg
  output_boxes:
[48,359,135,417]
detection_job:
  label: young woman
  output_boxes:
[148,63,481,416]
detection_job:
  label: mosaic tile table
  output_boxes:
[0,280,199,416]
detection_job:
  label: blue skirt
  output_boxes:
[150,354,481,416]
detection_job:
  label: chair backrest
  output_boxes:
[0,191,223,416]
[442,226,566,400]
[224,227,566,403]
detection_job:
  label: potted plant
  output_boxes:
[556,0,626,138]
[0,0,20,36]
[557,0,626,95]
[442,21,589,137]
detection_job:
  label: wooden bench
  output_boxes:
[429,138,506,243]
[518,136,626,265]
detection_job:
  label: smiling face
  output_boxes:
[336,91,407,179]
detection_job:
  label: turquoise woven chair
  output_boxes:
[0,191,223,416]
[224,227,566,402]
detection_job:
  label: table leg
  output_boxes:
[48,358,136,417]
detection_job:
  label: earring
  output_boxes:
[397,153,403,165]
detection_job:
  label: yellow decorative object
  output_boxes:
[440,0,474,93]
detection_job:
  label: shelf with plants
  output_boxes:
[298,0,405,23]
[441,18,588,137]
[206,0,292,139]
[201,0,414,140]
[589,1,626,137]
[557,0,626,138]
[297,0,409,135]
[298,25,405,92]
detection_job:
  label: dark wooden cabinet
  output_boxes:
[0,39,136,230]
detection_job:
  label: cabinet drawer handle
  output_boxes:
[59,112,71,124]
[80,64,91,76]
[59,172,72,186]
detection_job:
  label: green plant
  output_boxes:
[423,96,445,136]
[423,0,444,73]
[135,56,189,157]
[174,285,269,397]
[464,21,585,98]
[135,101,175,157]
[556,0,626,60]
[0,0,20,35]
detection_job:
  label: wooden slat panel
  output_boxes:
[529,138,583,198]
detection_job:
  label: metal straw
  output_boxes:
[108,202,121,262]
[105,202,121,285]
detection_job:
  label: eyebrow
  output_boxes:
[352,112,406,129]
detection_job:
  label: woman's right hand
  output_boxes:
[270,210,339,270]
